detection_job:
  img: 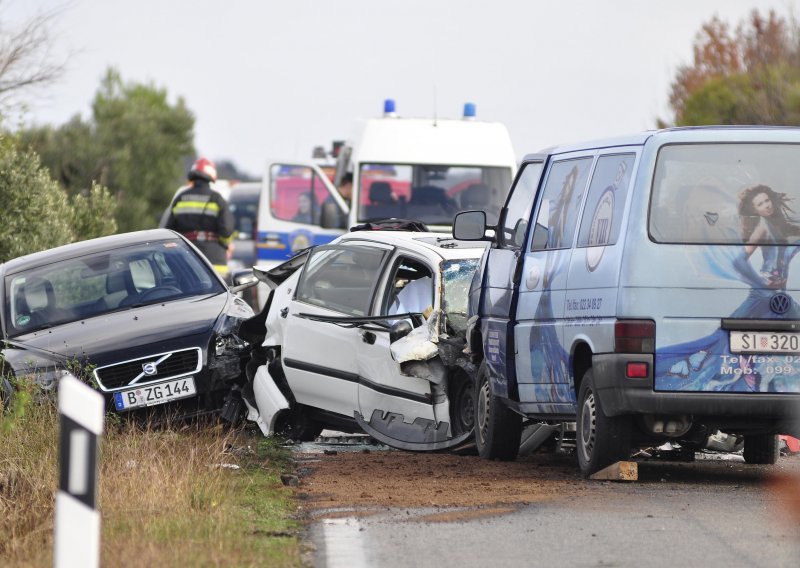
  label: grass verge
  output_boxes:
[1,395,303,567]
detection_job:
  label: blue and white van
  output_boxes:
[454,126,800,476]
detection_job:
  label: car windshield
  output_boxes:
[442,258,480,335]
[649,143,800,245]
[358,164,513,227]
[4,239,225,337]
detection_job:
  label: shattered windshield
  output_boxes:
[442,258,480,335]
[5,239,224,337]
[357,163,513,227]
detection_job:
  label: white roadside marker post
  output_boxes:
[54,374,105,568]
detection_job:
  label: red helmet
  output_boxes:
[189,157,218,182]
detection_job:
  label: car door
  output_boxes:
[354,252,456,450]
[514,155,594,414]
[479,158,545,400]
[281,243,391,417]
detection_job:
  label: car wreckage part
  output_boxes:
[247,365,290,436]
[475,362,522,460]
[576,370,632,476]
[354,409,472,451]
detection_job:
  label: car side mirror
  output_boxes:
[230,269,258,293]
[389,320,413,343]
[453,210,488,240]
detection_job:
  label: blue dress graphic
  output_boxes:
[657,216,800,393]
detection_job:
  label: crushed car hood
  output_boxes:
[4,294,228,368]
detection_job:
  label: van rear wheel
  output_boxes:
[475,362,521,460]
[743,434,780,464]
[576,370,632,477]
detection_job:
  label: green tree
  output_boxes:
[92,69,195,232]
[667,9,800,127]
[20,68,195,232]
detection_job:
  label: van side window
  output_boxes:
[531,158,593,251]
[499,161,543,249]
[576,154,635,248]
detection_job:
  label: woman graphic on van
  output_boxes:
[731,184,800,318]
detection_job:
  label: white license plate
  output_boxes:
[113,377,196,411]
[730,331,800,354]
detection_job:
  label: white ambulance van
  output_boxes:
[254,99,517,307]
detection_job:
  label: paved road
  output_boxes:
[306,452,800,568]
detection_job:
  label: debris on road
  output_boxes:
[589,461,638,482]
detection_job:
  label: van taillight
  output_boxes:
[615,320,655,354]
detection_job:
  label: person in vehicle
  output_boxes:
[163,157,236,280]
[292,192,314,223]
[321,172,353,228]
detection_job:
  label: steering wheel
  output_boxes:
[135,285,182,303]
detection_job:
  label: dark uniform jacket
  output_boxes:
[163,180,235,269]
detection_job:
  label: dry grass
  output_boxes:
[1,395,302,567]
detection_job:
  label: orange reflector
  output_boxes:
[626,362,648,378]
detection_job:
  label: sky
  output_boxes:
[5,0,800,178]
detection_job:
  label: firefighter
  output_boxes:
[163,157,235,280]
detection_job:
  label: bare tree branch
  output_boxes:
[0,1,66,113]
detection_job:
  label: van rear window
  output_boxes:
[649,143,800,245]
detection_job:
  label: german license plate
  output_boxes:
[730,331,800,354]
[113,377,196,411]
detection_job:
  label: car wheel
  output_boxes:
[474,362,521,460]
[450,372,475,436]
[277,404,323,442]
[743,434,780,464]
[576,369,632,477]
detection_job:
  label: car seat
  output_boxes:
[104,268,137,309]
[406,185,455,224]
[364,181,400,220]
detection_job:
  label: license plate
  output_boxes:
[113,377,196,411]
[730,331,800,354]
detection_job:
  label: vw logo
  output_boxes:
[770,293,791,315]
[142,362,158,376]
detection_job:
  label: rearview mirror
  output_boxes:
[389,320,413,343]
[453,210,488,240]
[230,269,258,293]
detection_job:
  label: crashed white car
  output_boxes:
[240,224,489,451]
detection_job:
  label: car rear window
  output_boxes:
[649,143,800,245]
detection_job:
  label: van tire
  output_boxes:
[743,434,780,465]
[576,370,632,477]
[475,362,522,460]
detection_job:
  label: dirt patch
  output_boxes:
[294,448,800,515]
[294,449,587,510]
[412,506,519,523]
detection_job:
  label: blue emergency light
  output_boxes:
[384,98,396,116]
[463,102,476,119]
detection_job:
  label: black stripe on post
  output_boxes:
[59,414,98,509]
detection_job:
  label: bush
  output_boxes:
[0,136,117,262]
